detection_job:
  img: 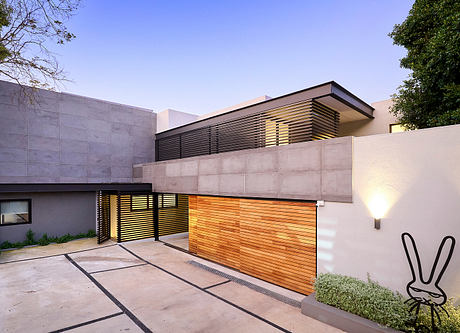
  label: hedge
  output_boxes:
[315,273,460,332]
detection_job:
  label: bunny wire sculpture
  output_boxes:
[401,232,456,332]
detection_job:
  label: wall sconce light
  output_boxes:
[374,218,381,230]
[368,193,388,230]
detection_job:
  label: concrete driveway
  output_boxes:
[0,238,342,333]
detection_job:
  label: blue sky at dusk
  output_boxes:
[56,0,414,115]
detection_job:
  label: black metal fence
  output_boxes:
[156,100,339,161]
[97,192,111,244]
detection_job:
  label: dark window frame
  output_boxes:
[0,199,32,226]
[158,194,178,209]
[130,194,153,212]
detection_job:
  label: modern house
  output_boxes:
[1,79,459,301]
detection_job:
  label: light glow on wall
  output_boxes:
[367,192,390,219]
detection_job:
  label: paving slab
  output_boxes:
[0,238,115,263]
[69,244,144,273]
[191,256,305,303]
[67,314,143,333]
[163,237,189,251]
[209,282,344,333]
[0,256,120,333]
[123,241,228,288]
[93,264,280,333]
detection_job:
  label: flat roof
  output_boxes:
[0,183,152,193]
[156,81,374,139]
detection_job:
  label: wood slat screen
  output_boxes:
[156,100,339,161]
[188,195,316,295]
[118,194,155,242]
[97,192,111,244]
[158,194,189,236]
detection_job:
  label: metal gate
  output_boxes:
[97,191,111,244]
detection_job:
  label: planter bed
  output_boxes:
[301,293,401,333]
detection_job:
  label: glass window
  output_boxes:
[0,200,31,225]
[158,194,177,209]
[131,195,154,211]
[390,123,407,133]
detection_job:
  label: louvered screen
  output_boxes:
[312,101,340,140]
[118,194,155,242]
[158,194,189,236]
[156,100,339,161]
[97,192,111,244]
[157,135,181,161]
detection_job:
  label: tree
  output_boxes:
[0,0,80,90]
[389,0,460,129]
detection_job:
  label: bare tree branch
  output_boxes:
[0,0,80,96]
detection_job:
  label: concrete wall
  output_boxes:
[0,80,156,183]
[0,191,96,243]
[134,136,352,202]
[157,109,198,133]
[339,99,398,137]
[317,124,460,300]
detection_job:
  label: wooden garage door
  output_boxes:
[189,195,316,295]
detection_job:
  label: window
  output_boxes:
[0,200,31,225]
[265,119,289,147]
[158,194,177,209]
[130,194,154,211]
[390,123,407,133]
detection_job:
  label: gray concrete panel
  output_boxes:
[136,137,352,202]
[0,80,156,183]
[0,148,27,163]
[28,136,61,152]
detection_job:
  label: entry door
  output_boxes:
[97,192,111,244]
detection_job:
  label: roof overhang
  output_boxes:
[156,81,374,139]
[0,183,152,193]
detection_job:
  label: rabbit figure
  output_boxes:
[401,232,456,332]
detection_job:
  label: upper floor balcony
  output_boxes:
[155,81,373,161]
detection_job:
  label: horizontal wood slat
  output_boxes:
[158,194,189,236]
[188,195,316,295]
[118,194,154,242]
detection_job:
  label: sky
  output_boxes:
[52,0,414,115]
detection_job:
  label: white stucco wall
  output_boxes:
[317,124,460,301]
[339,99,399,137]
[156,109,198,133]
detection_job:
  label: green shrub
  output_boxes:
[0,241,13,249]
[315,273,412,331]
[315,273,460,332]
[0,229,97,250]
[56,233,72,243]
[37,233,50,246]
[416,300,460,332]
[25,229,35,245]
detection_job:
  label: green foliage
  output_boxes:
[389,0,460,129]
[315,273,412,330]
[25,229,35,245]
[416,300,460,332]
[37,233,50,246]
[0,229,96,250]
[0,0,12,61]
[315,273,460,332]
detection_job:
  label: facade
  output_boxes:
[1,79,459,301]
[0,80,156,242]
